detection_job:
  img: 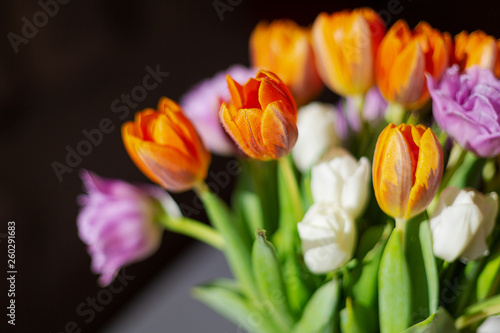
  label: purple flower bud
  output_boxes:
[428,65,500,158]
[180,65,257,155]
[77,170,180,286]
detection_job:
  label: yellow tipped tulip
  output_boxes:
[373,123,444,220]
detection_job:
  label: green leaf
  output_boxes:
[419,220,439,314]
[379,229,412,333]
[192,280,257,333]
[282,253,312,316]
[455,294,500,330]
[292,278,340,333]
[447,151,486,189]
[405,213,430,323]
[196,186,258,299]
[340,297,370,333]
[402,307,458,333]
[351,224,392,332]
[234,190,265,234]
[477,243,500,301]
[252,230,293,331]
[356,224,388,260]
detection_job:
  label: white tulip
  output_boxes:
[478,315,500,333]
[292,102,339,172]
[311,150,370,219]
[297,203,356,274]
[430,187,498,262]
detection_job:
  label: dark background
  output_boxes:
[0,0,498,332]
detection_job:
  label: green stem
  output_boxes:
[158,215,225,251]
[395,218,407,252]
[194,183,259,298]
[278,156,303,222]
[385,103,406,125]
[456,303,500,330]
[438,144,468,194]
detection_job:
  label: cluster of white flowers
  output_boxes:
[293,104,371,273]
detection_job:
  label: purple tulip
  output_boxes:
[180,65,257,155]
[428,65,500,158]
[77,170,179,286]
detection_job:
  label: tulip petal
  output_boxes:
[430,203,483,262]
[407,128,443,219]
[226,75,245,109]
[390,40,425,105]
[261,101,298,159]
[373,124,413,218]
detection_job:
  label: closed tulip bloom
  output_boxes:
[298,203,357,274]
[220,70,298,160]
[250,19,323,106]
[122,97,211,192]
[312,8,385,97]
[373,123,444,220]
[292,102,339,171]
[77,170,181,286]
[453,30,498,73]
[430,187,498,262]
[375,20,449,109]
[311,149,370,219]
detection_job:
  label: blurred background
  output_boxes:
[0,0,499,332]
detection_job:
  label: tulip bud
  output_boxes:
[453,30,498,73]
[375,20,449,109]
[220,70,298,160]
[250,19,323,106]
[312,8,385,97]
[77,170,181,286]
[373,123,444,220]
[298,203,357,274]
[122,97,211,192]
[311,149,370,219]
[292,102,339,171]
[430,187,498,262]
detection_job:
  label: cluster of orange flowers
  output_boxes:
[120,7,498,201]
[252,8,500,108]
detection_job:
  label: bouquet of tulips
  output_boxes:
[76,7,500,333]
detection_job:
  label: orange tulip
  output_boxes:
[220,70,298,160]
[373,123,444,221]
[250,19,323,106]
[312,8,385,97]
[375,20,449,109]
[122,97,211,192]
[453,30,497,73]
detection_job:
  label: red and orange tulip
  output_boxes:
[375,20,449,109]
[373,123,444,220]
[220,70,298,160]
[312,8,385,97]
[250,19,323,106]
[122,97,211,192]
[453,30,498,74]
